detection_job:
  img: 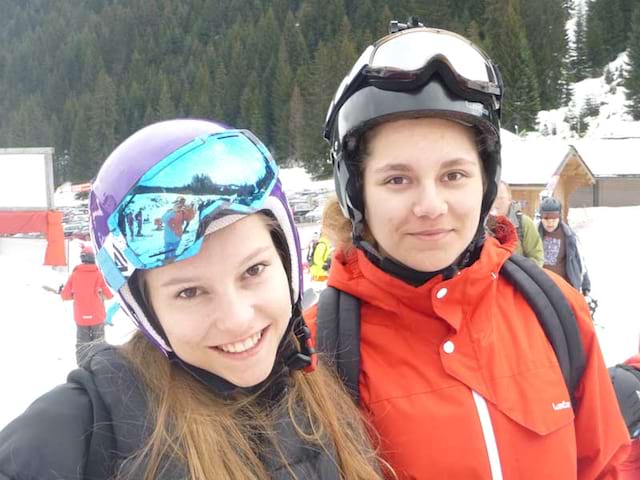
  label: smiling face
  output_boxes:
[143,214,292,387]
[362,117,485,272]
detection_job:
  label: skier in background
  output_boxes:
[60,245,113,365]
[538,197,592,296]
[309,232,333,282]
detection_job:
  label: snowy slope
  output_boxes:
[2,203,639,430]
[535,1,640,140]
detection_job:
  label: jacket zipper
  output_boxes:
[472,390,504,479]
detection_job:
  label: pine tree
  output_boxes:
[272,40,294,161]
[189,64,212,118]
[585,6,606,74]
[520,0,568,110]
[572,4,589,82]
[239,72,266,141]
[288,82,305,164]
[625,5,640,120]
[88,70,117,174]
[484,0,540,132]
[70,107,92,182]
[156,77,176,121]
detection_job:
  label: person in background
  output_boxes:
[609,354,640,479]
[538,197,591,295]
[0,119,389,480]
[309,232,333,282]
[161,196,195,260]
[489,180,544,266]
[306,231,320,266]
[308,19,628,478]
[135,207,143,236]
[125,209,135,238]
[60,245,113,365]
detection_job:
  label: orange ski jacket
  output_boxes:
[305,227,629,479]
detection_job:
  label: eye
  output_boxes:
[177,287,200,299]
[384,176,408,185]
[245,263,267,278]
[443,171,466,182]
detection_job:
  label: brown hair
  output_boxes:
[324,119,494,252]
[119,213,391,480]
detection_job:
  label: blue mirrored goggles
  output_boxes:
[106,129,278,270]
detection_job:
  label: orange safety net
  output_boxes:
[0,210,67,266]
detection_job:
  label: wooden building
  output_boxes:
[500,131,595,220]
[569,138,640,208]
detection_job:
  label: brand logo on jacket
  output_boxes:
[552,400,571,411]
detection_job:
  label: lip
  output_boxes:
[409,228,452,240]
[209,325,269,360]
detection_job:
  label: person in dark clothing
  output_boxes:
[0,120,387,480]
[60,245,113,365]
[538,197,591,295]
[134,208,143,236]
[125,210,135,238]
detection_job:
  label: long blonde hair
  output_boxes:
[118,334,388,479]
[115,212,391,479]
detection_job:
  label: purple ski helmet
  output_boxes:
[89,119,303,355]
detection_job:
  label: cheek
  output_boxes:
[155,300,209,343]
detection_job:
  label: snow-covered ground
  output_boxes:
[2,203,638,430]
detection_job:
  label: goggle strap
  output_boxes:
[97,247,127,291]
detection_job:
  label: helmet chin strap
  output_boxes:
[353,221,486,286]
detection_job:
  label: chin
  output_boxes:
[399,252,458,273]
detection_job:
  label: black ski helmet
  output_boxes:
[608,364,640,438]
[540,197,562,214]
[324,20,504,242]
[80,245,95,264]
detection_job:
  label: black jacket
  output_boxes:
[0,346,341,480]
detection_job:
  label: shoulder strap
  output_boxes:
[515,210,524,241]
[501,255,586,407]
[316,286,361,402]
[315,257,586,409]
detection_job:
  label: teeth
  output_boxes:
[219,330,262,353]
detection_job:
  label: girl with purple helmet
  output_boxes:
[0,119,389,479]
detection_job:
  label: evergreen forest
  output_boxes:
[1,0,639,185]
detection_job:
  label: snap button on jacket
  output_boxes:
[306,230,629,479]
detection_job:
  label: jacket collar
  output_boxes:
[328,217,518,331]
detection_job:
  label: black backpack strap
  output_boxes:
[501,255,586,407]
[515,210,524,242]
[316,286,361,401]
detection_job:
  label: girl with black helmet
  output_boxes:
[309,22,628,479]
[0,119,389,480]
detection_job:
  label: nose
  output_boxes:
[208,288,255,335]
[412,182,447,218]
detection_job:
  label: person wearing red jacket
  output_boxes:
[61,246,113,365]
[308,20,630,478]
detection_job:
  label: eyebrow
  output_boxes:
[159,244,273,288]
[371,158,478,174]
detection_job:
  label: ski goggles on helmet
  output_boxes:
[103,129,278,276]
[324,27,503,141]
